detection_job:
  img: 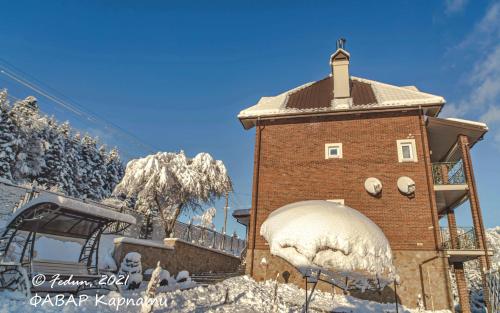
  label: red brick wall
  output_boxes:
[249,111,438,251]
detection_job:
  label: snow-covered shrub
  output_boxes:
[260,200,397,290]
[118,252,143,289]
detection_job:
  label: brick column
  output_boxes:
[440,163,449,185]
[453,262,471,313]
[458,135,491,311]
[447,210,459,249]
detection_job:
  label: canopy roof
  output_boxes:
[6,193,136,239]
[426,117,488,162]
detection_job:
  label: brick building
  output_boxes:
[237,43,492,312]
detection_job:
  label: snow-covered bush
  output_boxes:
[113,151,231,236]
[118,252,143,289]
[260,200,397,290]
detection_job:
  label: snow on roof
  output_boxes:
[260,200,397,287]
[11,193,136,225]
[445,118,488,130]
[238,76,445,123]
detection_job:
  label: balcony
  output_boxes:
[440,227,493,262]
[432,161,466,185]
[432,161,469,213]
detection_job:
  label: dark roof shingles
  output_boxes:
[285,76,376,110]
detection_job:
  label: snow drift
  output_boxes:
[260,200,397,288]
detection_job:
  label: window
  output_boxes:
[325,143,342,159]
[397,139,417,162]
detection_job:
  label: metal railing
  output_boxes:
[440,227,478,250]
[172,222,246,256]
[432,161,466,185]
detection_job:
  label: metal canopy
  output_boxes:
[0,192,136,277]
[6,194,136,239]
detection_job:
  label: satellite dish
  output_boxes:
[364,177,382,196]
[397,176,416,195]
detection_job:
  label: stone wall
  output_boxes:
[113,237,241,275]
[247,249,454,310]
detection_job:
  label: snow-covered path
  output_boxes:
[0,276,451,313]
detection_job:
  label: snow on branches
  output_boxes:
[113,151,232,236]
[0,89,124,200]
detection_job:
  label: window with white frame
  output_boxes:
[397,139,418,162]
[325,143,342,159]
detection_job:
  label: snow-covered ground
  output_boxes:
[0,276,451,313]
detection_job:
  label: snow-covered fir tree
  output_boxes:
[0,89,125,200]
[0,90,18,181]
[9,96,46,181]
[113,151,232,236]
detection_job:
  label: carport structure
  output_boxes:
[0,192,136,294]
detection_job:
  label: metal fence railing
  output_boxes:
[172,221,246,256]
[432,161,466,185]
[440,227,478,250]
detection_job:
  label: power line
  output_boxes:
[0,58,159,158]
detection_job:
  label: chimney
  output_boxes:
[330,38,352,109]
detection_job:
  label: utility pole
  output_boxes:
[223,191,229,234]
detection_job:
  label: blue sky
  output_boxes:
[0,0,498,236]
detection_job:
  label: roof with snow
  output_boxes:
[6,193,136,238]
[238,76,445,129]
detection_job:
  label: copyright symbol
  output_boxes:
[32,274,46,287]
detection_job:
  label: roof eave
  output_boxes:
[238,102,444,129]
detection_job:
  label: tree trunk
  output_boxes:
[162,204,182,238]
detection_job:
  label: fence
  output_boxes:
[431,161,466,185]
[440,227,478,250]
[486,269,499,313]
[0,181,246,257]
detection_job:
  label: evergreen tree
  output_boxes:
[105,147,124,194]
[9,96,46,182]
[38,117,66,190]
[0,91,18,181]
[0,90,125,200]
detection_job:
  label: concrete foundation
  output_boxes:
[247,248,454,310]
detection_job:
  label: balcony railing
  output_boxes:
[432,161,466,185]
[440,227,478,250]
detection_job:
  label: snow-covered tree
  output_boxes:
[38,118,66,189]
[9,96,46,181]
[0,89,125,200]
[114,151,232,237]
[0,91,18,181]
[105,147,124,193]
[194,207,217,229]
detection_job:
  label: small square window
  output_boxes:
[397,139,417,162]
[325,143,342,159]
